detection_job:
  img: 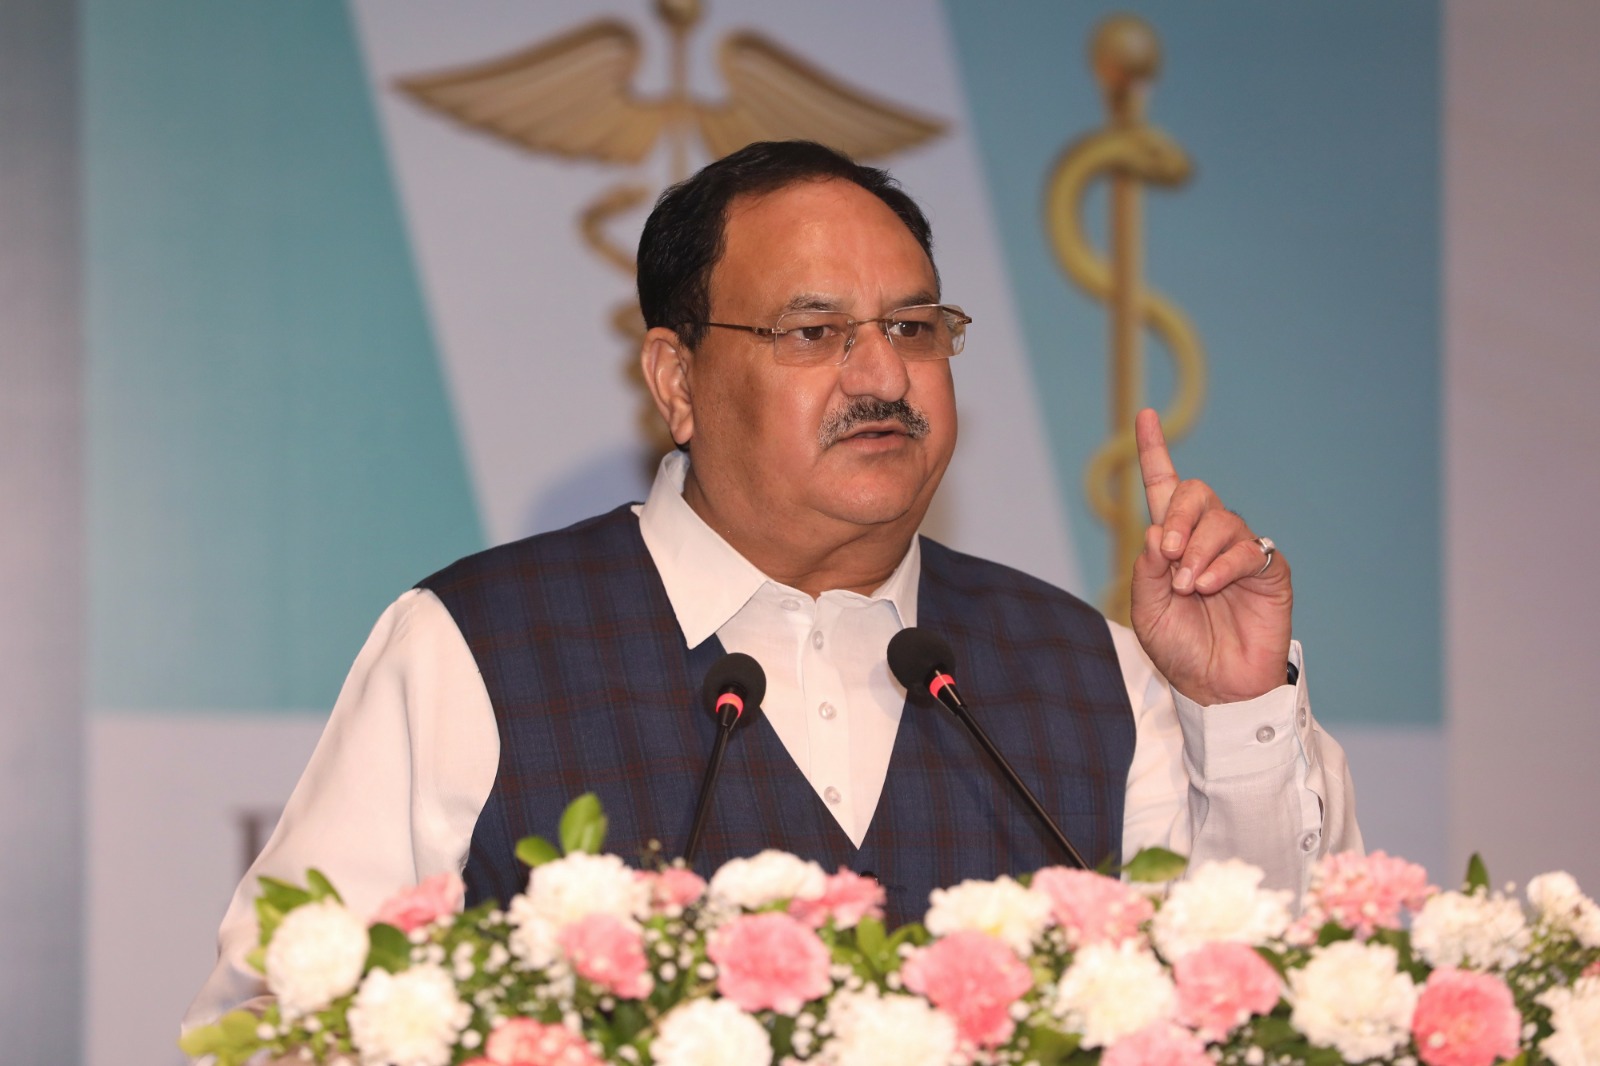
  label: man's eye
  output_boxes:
[796,325,834,342]
[890,320,928,339]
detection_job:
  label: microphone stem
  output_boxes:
[683,707,738,863]
[947,701,1090,870]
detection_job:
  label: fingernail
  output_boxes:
[1195,571,1216,590]
[1174,567,1193,591]
[1162,531,1182,553]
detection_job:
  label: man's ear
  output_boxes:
[640,327,694,446]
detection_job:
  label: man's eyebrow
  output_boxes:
[781,293,844,313]
[778,291,942,314]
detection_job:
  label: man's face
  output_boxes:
[679,178,958,543]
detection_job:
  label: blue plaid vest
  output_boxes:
[420,505,1135,927]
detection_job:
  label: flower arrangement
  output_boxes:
[182,796,1600,1066]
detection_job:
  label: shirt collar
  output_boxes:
[635,450,920,647]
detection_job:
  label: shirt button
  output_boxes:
[823,786,841,805]
[780,598,801,612]
[1298,709,1309,729]
[1300,831,1319,853]
[1255,725,1276,744]
[811,630,825,650]
[818,702,837,720]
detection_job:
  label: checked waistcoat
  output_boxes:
[420,505,1136,927]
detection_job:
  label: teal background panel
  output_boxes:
[944,1,1440,726]
[85,1,484,712]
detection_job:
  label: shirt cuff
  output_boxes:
[1174,641,1307,780]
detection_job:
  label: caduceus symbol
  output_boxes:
[395,0,946,453]
[1044,15,1207,625]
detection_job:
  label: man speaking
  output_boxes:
[188,140,1358,1023]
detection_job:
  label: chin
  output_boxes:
[815,482,932,530]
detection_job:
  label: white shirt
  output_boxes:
[185,451,1360,1028]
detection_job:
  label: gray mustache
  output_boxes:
[818,398,931,448]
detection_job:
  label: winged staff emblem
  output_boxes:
[395,0,948,451]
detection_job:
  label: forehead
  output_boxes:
[710,178,937,314]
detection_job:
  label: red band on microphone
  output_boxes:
[928,673,956,699]
[715,692,745,719]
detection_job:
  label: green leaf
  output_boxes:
[254,876,314,944]
[885,922,931,952]
[177,1009,265,1066]
[1251,1015,1298,1049]
[1465,852,1490,893]
[559,792,608,855]
[1122,846,1188,883]
[305,868,342,903]
[516,835,561,868]
[608,1000,648,1044]
[366,922,412,973]
[1021,1023,1081,1066]
[1304,1046,1345,1066]
[1315,921,1355,948]
[854,916,887,963]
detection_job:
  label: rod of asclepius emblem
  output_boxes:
[1045,14,1207,625]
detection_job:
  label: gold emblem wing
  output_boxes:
[697,32,946,160]
[394,19,668,165]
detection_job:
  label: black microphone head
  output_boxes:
[703,652,767,717]
[887,627,955,695]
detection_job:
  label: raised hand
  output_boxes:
[1128,408,1293,706]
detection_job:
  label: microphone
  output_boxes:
[683,652,767,863]
[887,627,1089,870]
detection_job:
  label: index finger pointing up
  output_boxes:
[1136,408,1179,525]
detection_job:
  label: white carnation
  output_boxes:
[1050,940,1176,1048]
[708,850,827,911]
[264,899,370,1020]
[507,852,650,966]
[1540,975,1600,1066]
[652,998,772,1066]
[1410,889,1530,970]
[1149,859,1292,960]
[1288,940,1416,1063]
[818,989,958,1066]
[347,963,470,1066]
[923,875,1053,956]
[1529,872,1600,949]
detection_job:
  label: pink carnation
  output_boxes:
[900,930,1034,1047]
[557,914,653,999]
[1305,850,1434,938]
[1411,968,1521,1066]
[370,871,465,933]
[707,911,831,1014]
[789,868,886,930]
[479,1018,605,1066]
[1101,1022,1212,1066]
[1031,867,1153,947]
[644,866,707,911]
[1583,959,1600,979]
[1172,941,1283,1041]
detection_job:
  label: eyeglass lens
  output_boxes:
[771,305,966,366]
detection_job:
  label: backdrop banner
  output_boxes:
[0,3,1593,1064]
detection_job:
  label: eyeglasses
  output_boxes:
[699,303,972,367]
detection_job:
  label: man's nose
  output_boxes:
[839,322,910,400]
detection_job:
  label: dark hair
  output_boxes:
[636,140,938,350]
